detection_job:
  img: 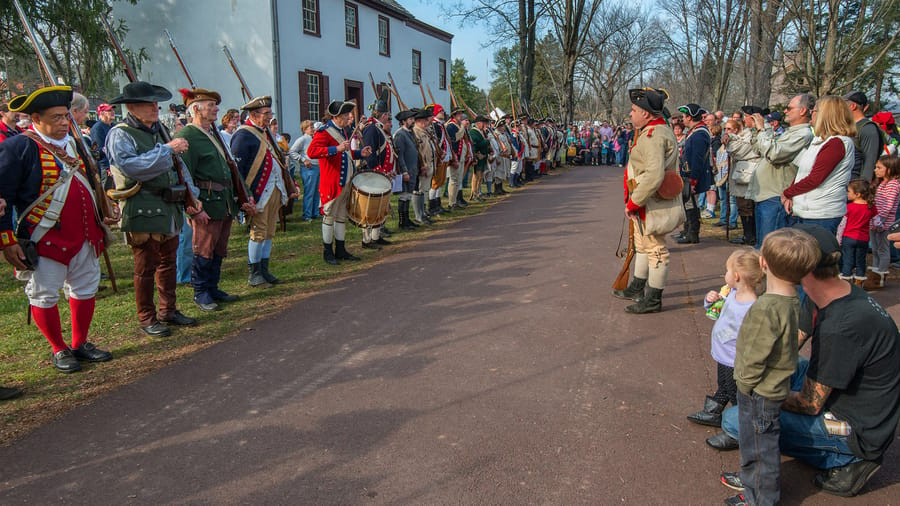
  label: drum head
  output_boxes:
[353,171,392,193]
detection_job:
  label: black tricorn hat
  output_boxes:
[109,81,172,105]
[327,100,356,117]
[369,89,391,114]
[678,103,708,119]
[629,88,668,115]
[450,107,466,117]
[395,109,416,122]
[8,86,73,114]
[413,107,433,119]
[741,105,770,116]
[473,114,491,123]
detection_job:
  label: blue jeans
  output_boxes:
[697,192,707,210]
[722,357,860,470]
[717,186,737,227]
[788,215,842,236]
[615,149,624,165]
[300,164,321,219]
[176,219,193,284]
[841,237,868,277]
[737,390,783,506]
[754,197,788,249]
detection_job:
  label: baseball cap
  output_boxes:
[842,91,868,108]
[765,111,783,122]
[96,103,114,114]
[792,224,840,268]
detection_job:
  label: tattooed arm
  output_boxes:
[782,377,832,415]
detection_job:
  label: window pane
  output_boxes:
[412,51,421,84]
[308,74,319,121]
[379,18,389,55]
[345,5,357,45]
[303,0,317,32]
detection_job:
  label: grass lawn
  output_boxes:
[0,179,531,445]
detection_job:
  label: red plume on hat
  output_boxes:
[179,87,222,106]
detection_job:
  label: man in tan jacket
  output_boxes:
[613,88,684,314]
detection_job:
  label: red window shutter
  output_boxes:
[320,74,330,119]
[298,71,309,121]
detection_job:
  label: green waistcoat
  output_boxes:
[174,125,236,220]
[469,127,490,171]
[112,124,183,234]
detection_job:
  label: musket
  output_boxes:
[14,0,118,293]
[100,12,200,216]
[164,29,254,213]
[426,83,436,105]
[612,218,635,291]
[418,81,428,106]
[449,86,459,109]
[386,72,407,110]
[221,45,298,201]
[455,92,477,120]
[367,72,379,98]
[507,81,517,125]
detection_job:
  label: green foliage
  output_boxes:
[450,58,486,114]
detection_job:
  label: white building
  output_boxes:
[112,0,453,135]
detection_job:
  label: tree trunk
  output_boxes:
[747,0,782,106]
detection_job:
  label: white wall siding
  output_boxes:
[276,0,451,135]
[112,0,275,115]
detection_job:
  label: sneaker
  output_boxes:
[723,493,749,506]
[720,472,744,491]
[891,261,900,269]
[701,210,715,219]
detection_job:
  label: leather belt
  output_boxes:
[196,180,228,192]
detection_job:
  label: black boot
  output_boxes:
[260,258,281,284]
[398,201,411,230]
[248,262,271,287]
[677,209,700,243]
[210,256,239,302]
[687,396,727,427]
[612,277,647,302]
[457,190,468,207]
[625,287,662,314]
[745,214,756,246]
[335,240,360,261]
[192,255,219,311]
[323,242,338,265]
[497,182,507,194]
[730,215,749,244]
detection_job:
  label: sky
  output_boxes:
[402,0,498,90]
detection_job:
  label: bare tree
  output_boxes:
[581,4,663,121]
[698,0,749,109]
[781,0,900,96]
[447,0,546,109]
[545,0,601,124]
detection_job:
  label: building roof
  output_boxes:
[370,0,413,18]
[358,0,453,42]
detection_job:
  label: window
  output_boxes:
[378,16,390,56]
[412,50,421,84]
[439,58,447,90]
[302,0,319,36]
[299,70,328,122]
[345,2,359,48]
[307,74,320,121]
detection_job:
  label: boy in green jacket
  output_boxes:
[723,228,819,506]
